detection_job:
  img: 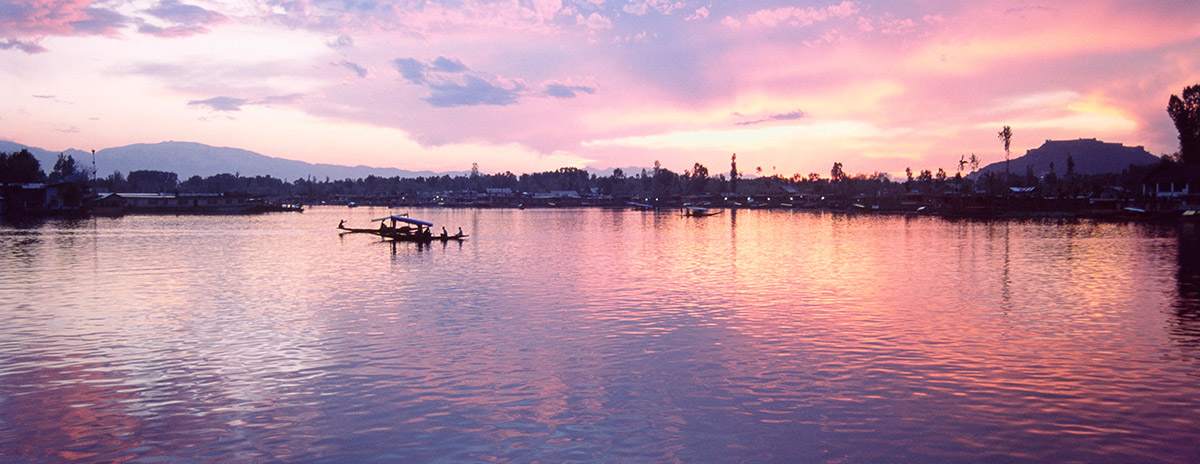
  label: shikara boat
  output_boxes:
[338,215,466,243]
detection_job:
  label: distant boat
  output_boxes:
[628,202,655,210]
[338,214,467,243]
[683,206,722,217]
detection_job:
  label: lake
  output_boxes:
[2,207,1199,463]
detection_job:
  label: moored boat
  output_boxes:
[682,206,722,217]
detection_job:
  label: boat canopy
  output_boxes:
[372,215,434,227]
[685,206,710,211]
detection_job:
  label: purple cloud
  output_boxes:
[146,0,226,26]
[544,83,597,99]
[340,60,368,77]
[258,94,302,105]
[188,96,248,111]
[393,58,427,84]
[1,39,47,53]
[135,0,226,38]
[66,7,130,35]
[393,56,525,107]
[426,75,523,107]
[431,56,468,73]
[328,34,354,50]
[188,94,302,112]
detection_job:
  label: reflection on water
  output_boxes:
[1173,223,1200,349]
[1,208,1199,463]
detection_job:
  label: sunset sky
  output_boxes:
[2,0,1198,176]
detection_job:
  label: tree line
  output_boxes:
[0,148,1170,203]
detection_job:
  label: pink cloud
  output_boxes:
[0,0,129,47]
[529,0,562,21]
[584,12,612,30]
[741,1,860,28]
[0,0,233,50]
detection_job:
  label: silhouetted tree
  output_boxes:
[688,162,709,194]
[49,153,82,183]
[0,149,46,184]
[651,165,679,198]
[998,125,1013,177]
[103,171,130,191]
[1168,84,1200,164]
[830,162,846,182]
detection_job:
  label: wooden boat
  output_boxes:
[338,214,463,243]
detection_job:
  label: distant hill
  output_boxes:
[972,138,1160,179]
[0,140,92,174]
[0,140,443,180]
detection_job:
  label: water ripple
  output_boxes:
[1,210,1199,462]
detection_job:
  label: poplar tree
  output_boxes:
[1168,84,1200,164]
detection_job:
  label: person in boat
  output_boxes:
[441,226,448,238]
[338,219,345,229]
[399,225,412,233]
[457,227,463,236]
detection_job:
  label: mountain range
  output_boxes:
[971,138,1161,179]
[0,139,650,181]
[0,140,450,181]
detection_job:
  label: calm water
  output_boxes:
[2,207,1199,463]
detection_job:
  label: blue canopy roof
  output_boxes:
[372,215,433,227]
